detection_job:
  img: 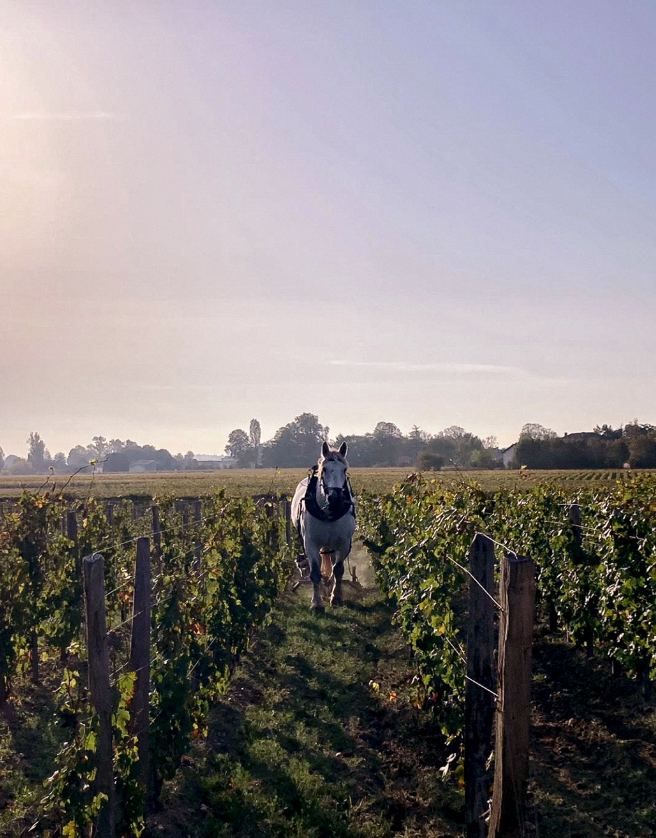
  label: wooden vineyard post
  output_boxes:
[194,499,202,572]
[152,504,162,573]
[106,502,115,526]
[465,533,497,838]
[489,555,536,838]
[129,537,151,801]
[83,553,115,836]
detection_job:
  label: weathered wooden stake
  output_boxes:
[489,555,536,838]
[83,553,115,836]
[106,502,115,526]
[465,533,496,838]
[129,537,151,799]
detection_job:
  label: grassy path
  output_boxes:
[147,548,463,838]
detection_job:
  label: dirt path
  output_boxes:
[147,545,464,838]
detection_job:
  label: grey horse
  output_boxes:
[291,441,356,611]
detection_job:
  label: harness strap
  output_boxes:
[301,464,355,523]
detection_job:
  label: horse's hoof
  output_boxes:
[330,597,343,608]
[311,602,325,614]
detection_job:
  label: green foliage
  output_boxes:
[0,488,291,835]
[360,476,492,743]
[361,473,656,749]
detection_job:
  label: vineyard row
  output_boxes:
[0,491,293,837]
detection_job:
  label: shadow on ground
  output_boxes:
[147,550,463,838]
[530,629,656,838]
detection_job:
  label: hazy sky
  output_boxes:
[2,1,655,456]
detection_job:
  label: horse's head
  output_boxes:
[318,441,349,511]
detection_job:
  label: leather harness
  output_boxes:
[301,464,355,524]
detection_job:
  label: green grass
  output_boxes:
[0,467,651,501]
[147,546,464,838]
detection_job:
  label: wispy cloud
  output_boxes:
[329,360,530,376]
[5,111,125,121]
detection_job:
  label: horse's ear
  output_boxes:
[321,441,330,459]
[338,441,348,457]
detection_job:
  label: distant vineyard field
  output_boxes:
[0,467,652,500]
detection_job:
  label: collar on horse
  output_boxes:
[303,464,355,523]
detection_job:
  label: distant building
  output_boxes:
[129,460,158,473]
[562,432,602,443]
[194,455,238,470]
[501,444,518,468]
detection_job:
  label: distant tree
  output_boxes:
[249,419,262,467]
[175,451,198,470]
[225,429,254,467]
[406,425,428,463]
[105,453,131,473]
[433,426,483,467]
[369,421,405,466]
[0,446,4,473]
[628,434,656,468]
[441,425,467,440]
[593,424,623,440]
[519,423,556,441]
[89,436,110,458]
[261,413,328,467]
[68,445,91,470]
[6,457,35,475]
[52,452,68,473]
[470,448,497,469]
[483,435,498,450]
[138,446,177,470]
[332,433,379,467]
[417,452,444,471]
[27,432,49,472]
[605,439,629,467]
[373,422,402,439]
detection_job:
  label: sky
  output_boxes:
[2,1,655,456]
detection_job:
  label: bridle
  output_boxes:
[302,462,355,523]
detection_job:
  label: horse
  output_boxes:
[291,441,356,611]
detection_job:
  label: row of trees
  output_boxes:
[225,414,500,469]
[3,419,656,475]
[1,435,192,475]
[513,422,656,469]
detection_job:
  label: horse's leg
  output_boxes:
[330,558,344,607]
[307,545,324,612]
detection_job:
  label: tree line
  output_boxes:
[225,413,500,469]
[513,422,656,469]
[1,417,655,475]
